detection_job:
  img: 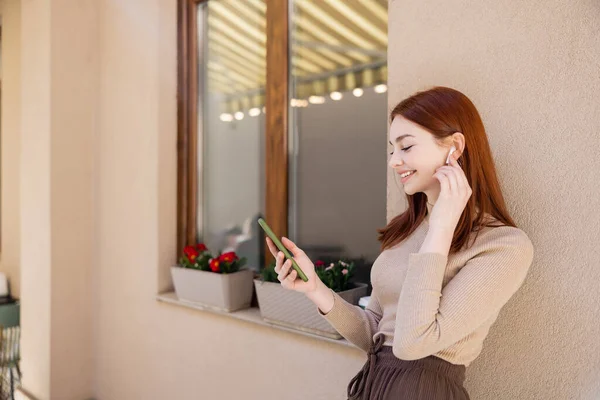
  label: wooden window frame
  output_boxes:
[177,0,289,266]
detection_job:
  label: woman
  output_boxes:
[266,87,534,399]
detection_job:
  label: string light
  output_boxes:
[352,88,364,97]
[374,84,388,94]
[330,91,343,101]
[308,95,326,104]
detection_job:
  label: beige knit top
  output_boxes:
[318,215,534,366]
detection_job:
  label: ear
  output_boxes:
[450,132,465,157]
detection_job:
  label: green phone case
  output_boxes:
[258,218,309,282]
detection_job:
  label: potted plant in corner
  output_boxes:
[254,258,368,339]
[170,243,254,312]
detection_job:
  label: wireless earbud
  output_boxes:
[446,146,456,165]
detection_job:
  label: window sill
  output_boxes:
[156,291,356,349]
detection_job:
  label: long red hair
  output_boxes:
[378,87,516,254]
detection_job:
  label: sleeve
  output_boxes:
[392,228,534,360]
[317,287,383,352]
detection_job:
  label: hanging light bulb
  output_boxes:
[308,96,326,104]
[252,93,265,116]
[308,80,326,105]
[297,82,311,102]
[345,72,357,90]
[374,65,388,94]
[345,72,364,98]
[220,98,234,122]
[234,111,244,120]
[330,91,343,101]
[328,75,343,101]
[378,65,388,84]
[374,84,388,94]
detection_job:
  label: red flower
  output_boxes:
[315,260,325,267]
[184,246,199,261]
[196,243,208,252]
[219,252,238,263]
[209,258,221,272]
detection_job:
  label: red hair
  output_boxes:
[378,87,516,254]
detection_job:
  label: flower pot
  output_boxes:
[171,266,254,312]
[253,279,368,339]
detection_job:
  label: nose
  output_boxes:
[388,153,403,169]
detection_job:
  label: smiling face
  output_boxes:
[388,116,463,204]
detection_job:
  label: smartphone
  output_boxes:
[257,218,309,282]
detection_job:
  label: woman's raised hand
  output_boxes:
[265,236,319,293]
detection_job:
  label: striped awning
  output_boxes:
[205,0,387,108]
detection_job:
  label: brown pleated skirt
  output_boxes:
[347,334,470,400]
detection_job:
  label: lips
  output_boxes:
[398,170,416,177]
[400,170,416,183]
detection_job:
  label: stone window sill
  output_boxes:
[156,291,356,349]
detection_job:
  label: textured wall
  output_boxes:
[388,1,600,399]
[6,0,600,399]
[18,0,97,398]
[0,0,21,299]
[93,1,365,399]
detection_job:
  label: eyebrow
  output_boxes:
[389,134,415,145]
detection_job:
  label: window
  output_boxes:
[178,0,388,277]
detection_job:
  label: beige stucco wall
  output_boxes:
[0,0,21,299]
[93,1,365,399]
[17,0,97,398]
[2,0,599,399]
[388,1,600,399]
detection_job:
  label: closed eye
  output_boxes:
[389,145,413,155]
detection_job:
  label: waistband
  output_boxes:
[347,334,466,400]
[376,345,466,384]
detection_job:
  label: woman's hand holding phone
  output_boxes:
[266,237,319,294]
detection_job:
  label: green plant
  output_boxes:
[260,260,279,283]
[259,258,356,292]
[315,259,355,292]
[178,243,247,274]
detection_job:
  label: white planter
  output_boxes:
[171,267,254,312]
[254,279,368,339]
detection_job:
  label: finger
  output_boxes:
[285,270,297,286]
[278,259,292,282]
[444,162,468,196]
[449,156,469,188]
[443,167,459,194]
[434,170,450,194]
[450,166,468,196]
[274,251,284,273]
[265,237,277,257]
[281,237,304,258]
[439,167,462,193]
[267,237,279,257]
